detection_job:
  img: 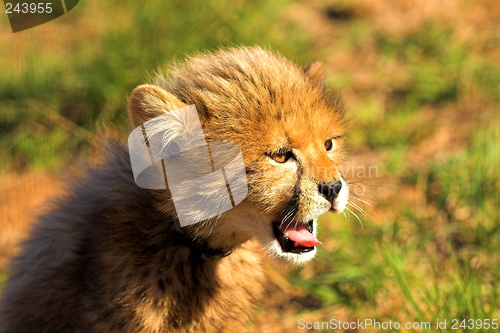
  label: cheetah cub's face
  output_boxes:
[248,116,348,265]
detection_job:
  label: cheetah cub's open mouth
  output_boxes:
[272,220,321,254]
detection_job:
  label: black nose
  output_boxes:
[318,180,342,202]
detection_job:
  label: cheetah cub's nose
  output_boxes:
[318,180,343,203]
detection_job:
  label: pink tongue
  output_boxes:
[285,224,322,248]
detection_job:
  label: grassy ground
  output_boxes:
[1,0,499,332]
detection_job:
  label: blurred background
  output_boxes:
[0,0,499,332]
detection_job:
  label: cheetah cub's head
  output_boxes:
[127,47,348,265]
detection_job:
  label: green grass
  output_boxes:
[0,272,6,287]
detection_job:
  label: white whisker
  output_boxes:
[349,195,372,207]
[346,207,363,229]
[347,201,365,215]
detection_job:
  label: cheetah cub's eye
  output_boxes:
[268,149,293,163]
[324,139,334,152]
[273,154,287,163]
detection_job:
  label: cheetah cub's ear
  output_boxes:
[127,84,187,128]
[304,61,325,86]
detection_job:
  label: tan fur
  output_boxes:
[0,47,347,332]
